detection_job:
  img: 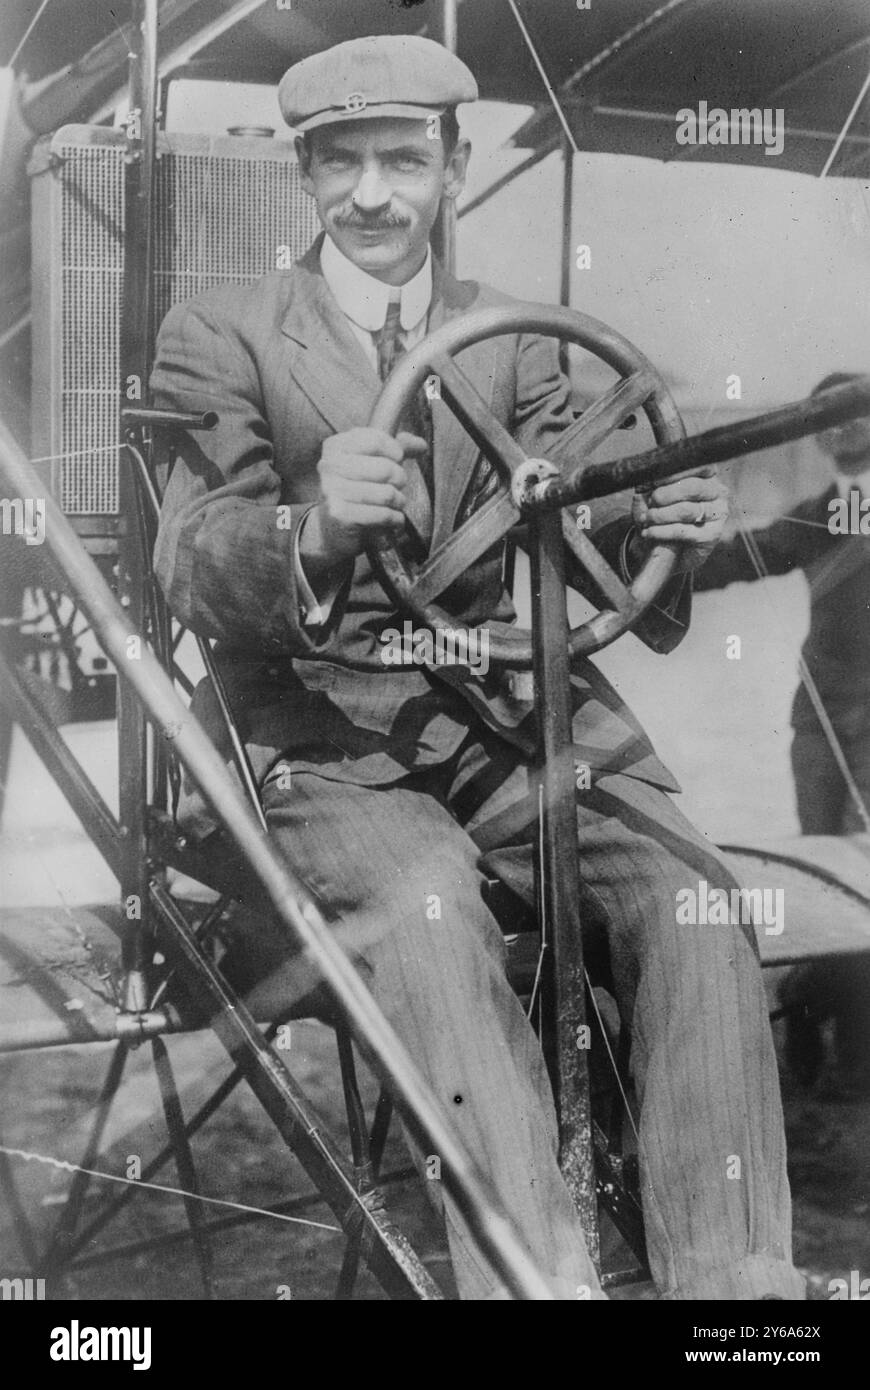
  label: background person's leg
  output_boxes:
[260,771,603,1300]
[791,725,848,834]
[787,723,870,1093]
[838,723,870,835]
[802,724,870,1094]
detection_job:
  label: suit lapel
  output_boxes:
[280,245,381,436]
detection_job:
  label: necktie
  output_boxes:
[376,299,403,382]
[374,300,435,519]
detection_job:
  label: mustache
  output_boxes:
[334,209,410,231]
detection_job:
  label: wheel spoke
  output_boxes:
[367,303,684,667]
[561,512,633,614]
[549,370,656,470]
[430,352,527,481]
[412,490,521,606]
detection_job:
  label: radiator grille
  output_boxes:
[59,143,124,515]
[32,129,320,515]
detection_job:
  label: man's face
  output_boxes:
[297,116,470,285]
[818,415,870,476]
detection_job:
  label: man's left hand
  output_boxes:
[630,466,730,571]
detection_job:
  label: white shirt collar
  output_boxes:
[320,235,432,334]
[836,466,870,499]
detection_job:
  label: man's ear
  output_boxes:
[442,137,471,202]
[295,134,315,195]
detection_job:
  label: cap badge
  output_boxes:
[343,92,368,113]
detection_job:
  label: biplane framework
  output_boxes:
[1,0,869,1301]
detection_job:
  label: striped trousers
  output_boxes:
[258,723,804,1301]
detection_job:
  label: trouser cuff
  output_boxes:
[661,1255,807,1301]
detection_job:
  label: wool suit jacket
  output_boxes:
[152,239,691,833]
[694,485,870,735]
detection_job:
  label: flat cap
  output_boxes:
[279,35,478,133]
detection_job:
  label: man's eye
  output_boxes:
[392,157,425,173]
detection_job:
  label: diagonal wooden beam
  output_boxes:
[89,0,273,124]
[512,0,711,150]
[18,0,270,133]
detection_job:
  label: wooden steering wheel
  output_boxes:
[367,304,686,670]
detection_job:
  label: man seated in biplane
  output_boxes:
[151,35,805,1300]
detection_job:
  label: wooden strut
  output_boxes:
[51,1024,279,1268]
[431,0,459,274]
[116,0,159,1014]
[151,1034,216,1299]
[529,510,599,1264]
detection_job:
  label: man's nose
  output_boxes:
[352,163,392,212]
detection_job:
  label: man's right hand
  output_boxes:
[299,428,428,582]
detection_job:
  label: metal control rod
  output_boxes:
[121,408,218,432]
[532,376,870,511]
